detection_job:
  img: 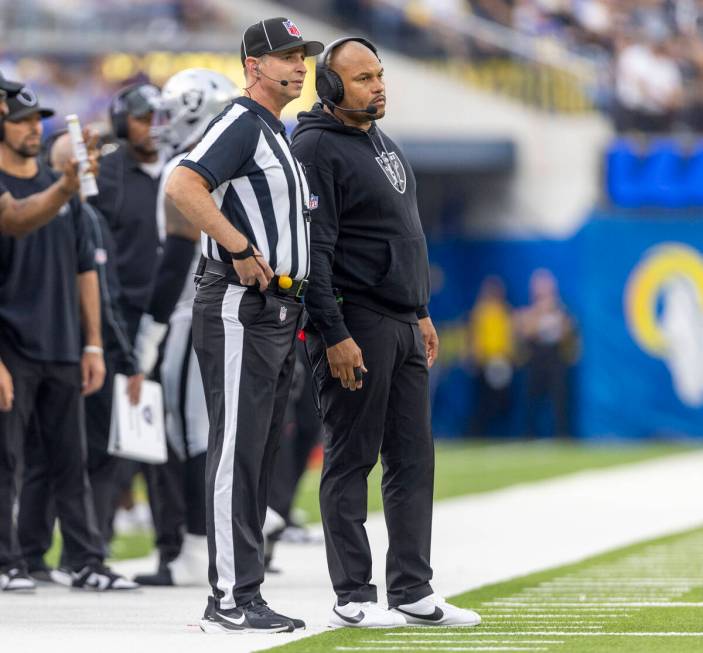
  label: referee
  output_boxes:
[166,18,323,633]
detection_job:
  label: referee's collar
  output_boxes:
[237,97,286,134]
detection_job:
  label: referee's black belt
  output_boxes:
[202,258,308,300]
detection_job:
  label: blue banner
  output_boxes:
[428,214,703,440]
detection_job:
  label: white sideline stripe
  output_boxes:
[213,285,245,608]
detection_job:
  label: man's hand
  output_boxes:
[0,360,13,412]
[81,350,106,396]
[57,128,100,196]
[232,245,274,291]
[418,316,439,368]
[126,373,144,406]
[327,337,367,391]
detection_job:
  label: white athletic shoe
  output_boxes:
[0,567,36,592]
[329,600,407,628]
[392,593,481,627]
[170,534,209,586]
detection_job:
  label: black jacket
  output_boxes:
[90,145,161,312]
[291,105,430,347]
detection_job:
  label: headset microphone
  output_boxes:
[257,68,289,87]
[322,98,378,115]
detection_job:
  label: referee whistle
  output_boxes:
[278,275,293,290]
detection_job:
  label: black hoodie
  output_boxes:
[291,105,430,347]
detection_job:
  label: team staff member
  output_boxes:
[167,17,322,633]
[90,82,164,342]
[0,71,98,239]
[0,87,135,592]
[292,38,481,628]
[16,132,144,577]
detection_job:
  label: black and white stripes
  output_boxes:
[180,97,310,281]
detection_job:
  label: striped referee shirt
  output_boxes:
[179,96,310,281]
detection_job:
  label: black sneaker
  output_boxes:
[0,566,36,592]
[133,563,174,587]
[58,563,139,591]
[27,560,56,584]
[199,596,296,634]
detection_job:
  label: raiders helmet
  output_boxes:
[151,68,240,155]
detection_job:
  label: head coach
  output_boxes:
[291,38,481,628]
[166,17,323,633]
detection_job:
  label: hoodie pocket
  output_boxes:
[375,235,430,309]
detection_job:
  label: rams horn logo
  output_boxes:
[625,242,703,407]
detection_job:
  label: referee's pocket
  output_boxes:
[238,290,268,327]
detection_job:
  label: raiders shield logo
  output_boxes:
[279,305,288,322]
[375,151,406,194]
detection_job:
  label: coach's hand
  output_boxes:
[232,245,274,291]
[418,316,439,368]
[327,338,367,391]
[81,350,106,396]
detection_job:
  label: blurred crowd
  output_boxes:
[0,0,225,34]
[311,0,703,131]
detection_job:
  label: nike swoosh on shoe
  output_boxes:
[396,606,444,622]
[333,607,365,624]
[216,611,246,626]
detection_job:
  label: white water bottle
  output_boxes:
[65,114,98,197]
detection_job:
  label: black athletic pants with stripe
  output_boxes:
[308,303,435,607]
[192,273,303,609]
[0,341,103,571]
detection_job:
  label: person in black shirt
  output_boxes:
[90,82,164,342]
[0,87,136,592]
[291,38,479,628]
[16,132,144,577]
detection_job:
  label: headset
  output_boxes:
[316,36,380,106]
[109,82,160,139]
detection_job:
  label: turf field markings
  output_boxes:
[482,601,703,607]
[385,632,703,637]
[335,647,551,651]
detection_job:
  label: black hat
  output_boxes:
[241,17,324,64]
[0,71,22,97]
[5,86,55,121]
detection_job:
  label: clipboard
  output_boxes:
[108,373,167,464]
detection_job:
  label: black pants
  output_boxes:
[0,342,103,571]
[18,353,125,564]
[268,340,321,523]
[525,346,569,438]
[192,274,303,609]
[309,303,435,607]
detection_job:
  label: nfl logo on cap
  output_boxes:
[283,19,301,37]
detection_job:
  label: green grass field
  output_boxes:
[45,440,695,566]
[264,527,703,653]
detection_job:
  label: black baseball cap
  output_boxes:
[0,71,22,97]
[5,86,55,121]
[241,17,324,64]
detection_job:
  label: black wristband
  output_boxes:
[231,243,255,260]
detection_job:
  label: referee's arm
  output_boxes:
[165,166,274,290]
